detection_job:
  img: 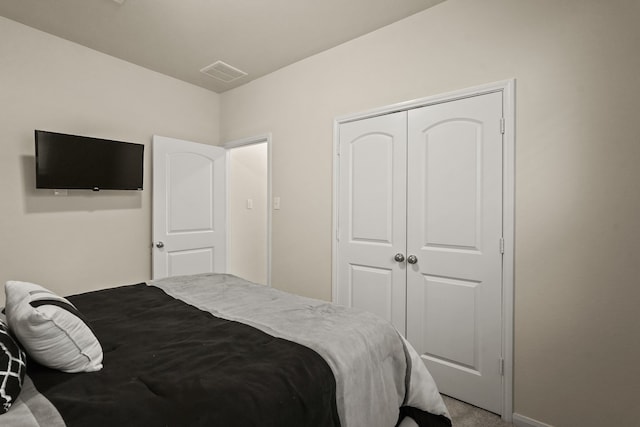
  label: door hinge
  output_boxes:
[499,358,505,376]
[500,117,505,134]
[499,237,504,254]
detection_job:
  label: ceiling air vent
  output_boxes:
[200,61,247,83]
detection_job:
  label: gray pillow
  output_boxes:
[5,281,103,373]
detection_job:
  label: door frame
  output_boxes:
[331,79,515,421]
[224,133,273,286]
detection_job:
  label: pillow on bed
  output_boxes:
[4,281,103,373]
[0,318,27,414]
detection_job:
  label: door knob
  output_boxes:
[407,255,418,264]
[155,241,165,249]
[394,253,405,263]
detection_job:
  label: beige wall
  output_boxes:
[228,143,268,284]
[0,17,220,305]
[220,0,640,425]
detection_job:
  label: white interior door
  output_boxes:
[336,112,408,334]
[152,135,226,280]
[406,92,504,413]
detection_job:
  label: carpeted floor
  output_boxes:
[442,395,514,427]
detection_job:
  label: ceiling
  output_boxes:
[0,0,445,93]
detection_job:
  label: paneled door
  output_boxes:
[152,135,226,279]
[336,112,408,334]
[406,92,503,413]
[336,91,504,414]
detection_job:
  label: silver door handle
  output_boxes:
[155,241,164,249]
[407,255,418,264]
[394,253,405,263]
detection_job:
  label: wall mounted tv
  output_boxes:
[35,130,144,191]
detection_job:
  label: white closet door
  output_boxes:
[406,92,504,413]
[336,112,408,334]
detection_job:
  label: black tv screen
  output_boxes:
[35,130,144,191]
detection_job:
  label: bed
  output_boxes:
[0,273,451,427]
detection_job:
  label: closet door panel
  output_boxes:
[406,92,503,414]
[336,112,407,333]
[423,120,481,250]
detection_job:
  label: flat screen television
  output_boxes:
[35,130,144,191]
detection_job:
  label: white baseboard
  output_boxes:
[513,413,554,427]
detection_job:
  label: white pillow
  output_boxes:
[4,281,103,373]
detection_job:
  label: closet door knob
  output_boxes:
[394,253,405,263]
[155,241,165,249]
[407,255,418,264]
